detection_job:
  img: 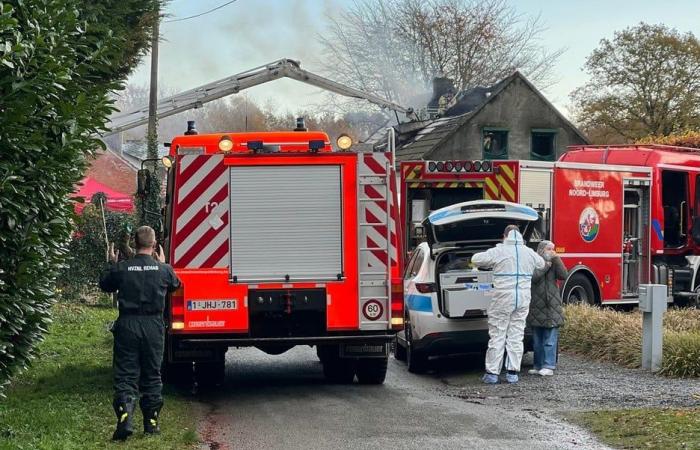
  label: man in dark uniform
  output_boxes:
[99,226,181,441]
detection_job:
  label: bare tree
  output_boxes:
[319,0,563,112]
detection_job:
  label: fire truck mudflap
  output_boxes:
[160,130,403,385]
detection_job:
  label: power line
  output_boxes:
[164,0,239,23]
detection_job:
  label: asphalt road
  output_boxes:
[195,347,609,450]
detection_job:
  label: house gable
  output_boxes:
[396,72,589,161]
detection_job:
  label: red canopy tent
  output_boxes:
[73,177,134,213]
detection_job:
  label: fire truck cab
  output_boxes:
[144,124,403,385]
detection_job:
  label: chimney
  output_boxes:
[428,76,455,118]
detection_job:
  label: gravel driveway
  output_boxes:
[431,352,700,412]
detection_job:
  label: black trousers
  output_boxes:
[112,316,165,411]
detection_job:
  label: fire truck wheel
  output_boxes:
[356,357,388,384]
[393,336,407,361]
[563,273,596,305]
[162,361,194,386]
[322,358,356,384]
[195,360,226,387]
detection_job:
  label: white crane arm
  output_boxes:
[105,59,416,136]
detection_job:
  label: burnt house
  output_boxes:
[382,72,588,162]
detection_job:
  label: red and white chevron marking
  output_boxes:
[359,153,398,271]
[171,154,229,268]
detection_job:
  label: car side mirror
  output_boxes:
[137,169,151,196]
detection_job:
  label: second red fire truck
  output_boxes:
[400,144,700,306]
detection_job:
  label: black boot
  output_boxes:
[112,397,135,441]
[143,407,161,435]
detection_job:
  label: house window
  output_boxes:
[530,129,557,161]
[482,128,508,160]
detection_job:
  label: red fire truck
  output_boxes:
[558,144,700,305]
[141,125,403,385]
[400,144,700,306]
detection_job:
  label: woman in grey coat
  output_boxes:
[527,240,568,376]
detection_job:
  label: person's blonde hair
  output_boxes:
[134,226,156,250]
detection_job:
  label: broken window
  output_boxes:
[482,128,508,159]
[530,129,557,161]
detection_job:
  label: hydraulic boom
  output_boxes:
[105,59,417,135]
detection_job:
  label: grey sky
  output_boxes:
[127,0,700,119]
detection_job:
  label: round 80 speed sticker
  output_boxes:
[363,300,384,321]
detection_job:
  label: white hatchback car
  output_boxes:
[395,200,540,373]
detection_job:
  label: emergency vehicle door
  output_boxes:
[622,187,649,296]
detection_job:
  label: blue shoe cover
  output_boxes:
[482,373,499,384]
[506,373,519,384]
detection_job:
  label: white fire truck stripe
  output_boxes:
[178,156,223,203]
[559,253,621,258]
[174,202,229,261]
[179,155,198,173]
[175,171,229,231]
[215,252,229,268]
[187,227,229,267]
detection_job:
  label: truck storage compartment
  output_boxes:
[229,165,343,282]
[248,289,326,337]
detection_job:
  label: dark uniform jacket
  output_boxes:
[527,256,568,328]
[99,254,181,315]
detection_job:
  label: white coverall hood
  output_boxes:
[472,228,545,374]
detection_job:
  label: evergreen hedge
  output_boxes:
[0,0,162,395]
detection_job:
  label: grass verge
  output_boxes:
[561,305,700,377]
[0,303,199,450]
[569,408,700,450]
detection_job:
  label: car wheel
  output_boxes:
[563,273,596,305]
[393,335,407,361]
[405,317,428,373]
[356,357,388,384]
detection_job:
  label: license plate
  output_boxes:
[187,300,237,311]
[340,343,388,358]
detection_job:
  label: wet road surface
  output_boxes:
[195,347,608,450]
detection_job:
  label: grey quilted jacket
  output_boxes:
[527,256,568,328]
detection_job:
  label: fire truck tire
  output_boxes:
[162,361,194,386]
[393,336,407,361]
[322,358,356,384]
[195,359,226,387]
[356,357,388,384]
[563,273,596,305]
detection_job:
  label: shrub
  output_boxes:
[637,130,700,148]
[561,305,700,377]
[57,198,135,302]
[0,0,162,395]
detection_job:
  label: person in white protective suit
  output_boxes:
[472,225,545,384]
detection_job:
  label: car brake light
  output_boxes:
[170,286,185,330]
[415,282,436,293]
[391,281,404,330]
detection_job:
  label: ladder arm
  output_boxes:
[105,59,416,136]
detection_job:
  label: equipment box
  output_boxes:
[440,271,493,318]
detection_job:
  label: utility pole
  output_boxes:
[147,8,159,161]
[142,5,162,229]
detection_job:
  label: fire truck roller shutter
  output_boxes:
[229,165,343,281]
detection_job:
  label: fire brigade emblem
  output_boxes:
[579,207,600,242]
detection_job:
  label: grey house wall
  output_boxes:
[428,77,587,161]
